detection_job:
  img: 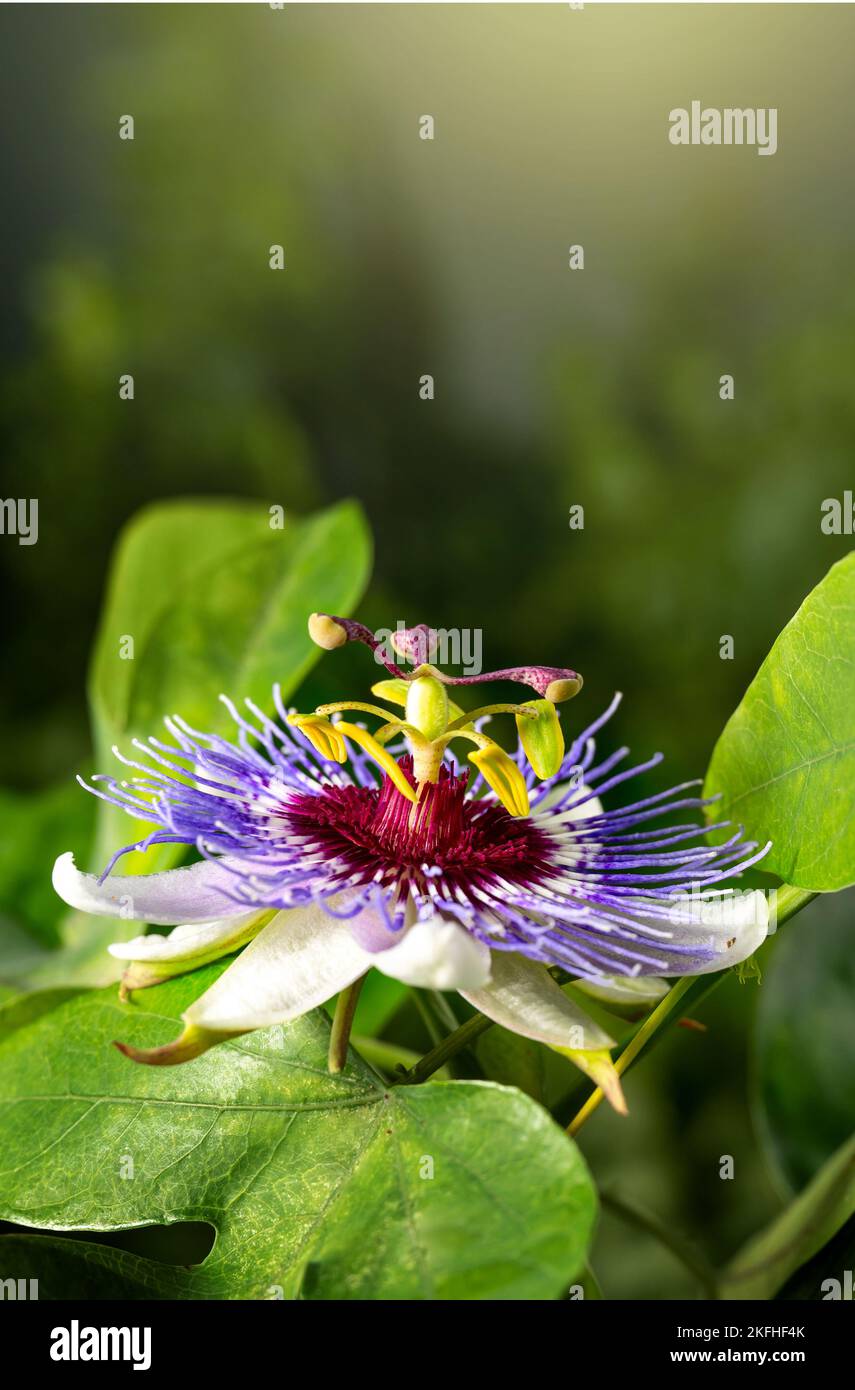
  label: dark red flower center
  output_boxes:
[283,757,557,894]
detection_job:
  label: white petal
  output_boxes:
[670,889,769,974]
[632,888,770,975]
[566,791,604,821]
[461,949,614,1051]
[107,910,263,963]
[374,915,492,991]
[349,891,417,953]
[534,781,603,819]
[183,900,372,1033]
[52,852,247,925]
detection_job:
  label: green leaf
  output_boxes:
[753,889,855,1193]
[773,1215,855,1300]
[0,987,86,1044]
[0,1233,193,1300]
[720,1134,855,1300]
[577,1263,604,1300]
[704,554,855,891]
[0,965,597,1300]
[37,498,371,987]
[88,496,371,863]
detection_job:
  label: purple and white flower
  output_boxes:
[53,615,770,1112]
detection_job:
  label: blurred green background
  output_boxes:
[1,3,853,1298]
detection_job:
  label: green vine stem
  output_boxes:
[350,1034,450,1078]
[396,1012,494,1085]
[773,884,817,922]
[328,974,367,1073]
[600,1190,720,1299]
[567,976,700,1135]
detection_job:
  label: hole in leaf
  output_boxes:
[0,1219,215,1266]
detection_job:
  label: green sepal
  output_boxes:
[113,1021,242,1067]
[555,1045,628,1115]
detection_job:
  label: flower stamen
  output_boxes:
[334,722,419,804]
[301,615,581,792]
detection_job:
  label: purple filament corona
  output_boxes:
[82,690,769,984]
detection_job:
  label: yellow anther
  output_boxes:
[334,722,418,803]
[516,699,565,780]
[370,678,411,708]
[469,741,530,818]
[287,714,347,764]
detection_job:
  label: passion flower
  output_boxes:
[53,615,769,1112]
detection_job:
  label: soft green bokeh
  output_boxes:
[754,888,855,1195]
[720,1134,855,1301]
[1,3,853,1299]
